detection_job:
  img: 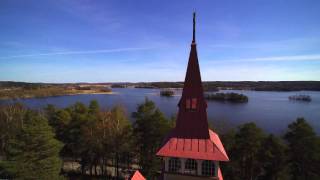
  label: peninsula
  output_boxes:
[0,82,112,100]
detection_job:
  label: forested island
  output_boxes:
[289,95,312,102]
[205,92,249,103]
[0,100,319,179]
[160,89,175,97]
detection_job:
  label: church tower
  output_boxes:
[156,12,229,180]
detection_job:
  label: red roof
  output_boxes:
[156,129,229,161]
[130,170,146,180]
[218,167,224,180]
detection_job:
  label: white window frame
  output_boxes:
[168,158,181,173]
[184,158,198,175]
[201,160,215,176]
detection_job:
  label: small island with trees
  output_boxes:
[289,94,312,102]
[205,92,249,103]
[160,89,175,97]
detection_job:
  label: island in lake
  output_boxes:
[289,95,312,102]
[205,92,249,103]
[160,89,175,97]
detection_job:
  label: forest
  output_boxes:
[132,81,320,91]
[3,81,320,94]
[0,99,319,180]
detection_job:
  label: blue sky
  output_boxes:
[1,0,320,82]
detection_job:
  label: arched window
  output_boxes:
[184,159,197,174]
[168,158,181,173]
[201,160,215,176]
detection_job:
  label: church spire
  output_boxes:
[156,13,229,180]
[173,12,209,139]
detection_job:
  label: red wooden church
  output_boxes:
[155,12,229,180]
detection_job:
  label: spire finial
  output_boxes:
[192,11,196,43]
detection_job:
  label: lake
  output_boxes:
[1,88,319,134]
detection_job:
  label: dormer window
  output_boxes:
[186,99,191,109]
[186,98,197,111]
[191,98,197,109]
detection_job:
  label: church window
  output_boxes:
[184,159,197,175]
[186,99,191,109]
[186,98,197,110]
[201,160,215,176]
[168,158,181,173]
[191,98,197,109]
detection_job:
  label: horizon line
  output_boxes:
[1,80,319,84]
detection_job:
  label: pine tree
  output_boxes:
[225,122,265,180]
[284,118,320,180]
[109,105,132,178]
[2,111,63,179]
[259,134,288,180]
[132,98,172,179]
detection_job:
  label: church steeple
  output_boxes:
[156,13,229,180]
[174,12,209,139]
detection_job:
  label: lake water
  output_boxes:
[1,88,319,134]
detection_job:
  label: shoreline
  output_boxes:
[121,87,320,92]
[0,91,116,100]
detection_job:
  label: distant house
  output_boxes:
[135,12,229,180]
